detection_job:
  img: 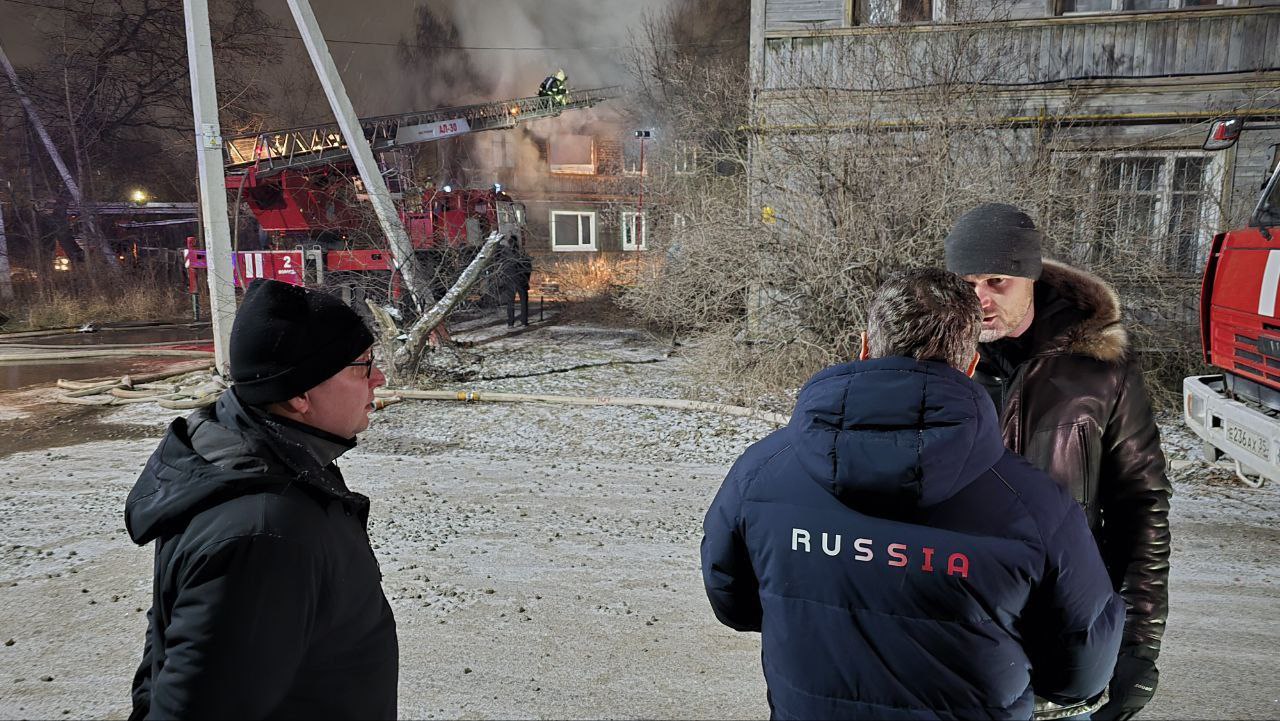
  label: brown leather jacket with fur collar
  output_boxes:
[973,259,1171,660]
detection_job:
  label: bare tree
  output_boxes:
[1,0,281,279]
[1,41,116,275]
[621,1,1220,408]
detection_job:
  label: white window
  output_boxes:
[549,135,595,175]
[865,0,946,24]
[1055,150,1224,274]
[672,213,688,231]
[1060,0,1227,14]
[550,210,597,251]
[673,144,698,175]
[621,211,646,251]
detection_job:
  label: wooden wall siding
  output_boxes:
[761,10,1280,90]
[761,1,1280,32]
[1229,128,1280,222]
[754,80,1280,133]
[765,0,846,28]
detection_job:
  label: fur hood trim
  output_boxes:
[1038,259,1128,363]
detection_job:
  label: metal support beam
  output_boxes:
[183,0,235,375]
[285,0,426,310]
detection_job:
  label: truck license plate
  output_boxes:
[1225,421,1270,462]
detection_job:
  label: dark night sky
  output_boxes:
[0,0,669,118]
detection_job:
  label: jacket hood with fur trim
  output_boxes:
[1036,259,1129,363]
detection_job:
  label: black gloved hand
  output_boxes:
[1094,653,1159,720]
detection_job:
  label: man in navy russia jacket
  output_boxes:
[701,268,1124,720]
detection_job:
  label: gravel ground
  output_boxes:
[1,318,1277,719]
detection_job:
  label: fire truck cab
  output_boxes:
[1183,117,1280,487]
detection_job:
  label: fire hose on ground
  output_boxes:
[43,366,790,426]
[0,348,213,363]
[373,388,791,426]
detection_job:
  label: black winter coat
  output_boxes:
[973,260,1171,660]
[492,243,533,293]
[702,357,1124,720]
[124,389,398,720]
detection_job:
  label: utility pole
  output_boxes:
[183,0,235,375]
[285,0,427,311]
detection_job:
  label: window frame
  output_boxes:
[673,144,699,175]
[1057,0,1231,16]
[621,210,647,251]
[549,210,598,252]
[1052,149,1224,274]
[623,138,647,176]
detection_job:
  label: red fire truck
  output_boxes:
[1183,116,1280,487]
[184,86,618,305]
[188,180,527,304]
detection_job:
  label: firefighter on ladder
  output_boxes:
[538,69,568,107]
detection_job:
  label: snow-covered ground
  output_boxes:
[1,319,1277,719]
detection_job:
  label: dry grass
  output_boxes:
[7,272,192,331]
[536,256,640,302]
[532,256,643,327]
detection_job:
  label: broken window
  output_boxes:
[548,135,596,175]
[489,134,516,169]
[673,144,698,175]
[623,138,646,175]
[899,0,932,22]
[550,210,596,251]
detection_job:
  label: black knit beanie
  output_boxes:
[944,203,1043,280]
[230,279,374,405]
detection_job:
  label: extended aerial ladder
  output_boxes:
[188,85,622,305]
[222,86,621,176]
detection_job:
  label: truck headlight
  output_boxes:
[1186,392,1206,424]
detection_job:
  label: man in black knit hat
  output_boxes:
[945,203,1171,721]
[124,279,398,719]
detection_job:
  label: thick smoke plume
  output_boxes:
[393,0,666,187]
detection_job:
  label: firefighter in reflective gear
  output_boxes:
[538,69,568,106]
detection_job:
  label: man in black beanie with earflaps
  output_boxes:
[124,279,398,719]
[945,203,1172,721]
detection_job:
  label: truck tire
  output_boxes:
[1202,442,1222,462]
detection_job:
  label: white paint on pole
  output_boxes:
[285,0,426,310]
[183,0,235,375]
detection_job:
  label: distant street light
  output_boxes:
[130,188,149,205]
